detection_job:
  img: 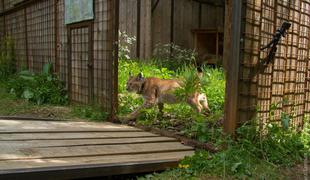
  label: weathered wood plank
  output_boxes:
[0,119,194,178]
[0,151,193,171]
[0,132,159,141]
[0,120,139,132]
[0,137,177,148]
[0,129,142,133]
[0,142,193,161]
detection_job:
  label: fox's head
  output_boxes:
[126,72,144,93]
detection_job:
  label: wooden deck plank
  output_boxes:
[0,119,137,132]
[0,142,193,161]
[0,119,195,179]
[0,151,193,171]
[0,132,159,141]
[0,137,177,148]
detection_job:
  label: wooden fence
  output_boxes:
[1,0,309,133]
[0,0,119,118]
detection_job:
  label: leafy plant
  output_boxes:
[7,63,68,105]
[174,66,202,101]
[0,36,16,80]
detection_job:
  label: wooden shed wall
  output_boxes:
[119,0,138,58]
[173,0,224,49]
[118,0,225,59]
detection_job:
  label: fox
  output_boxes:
[119,72,209,122]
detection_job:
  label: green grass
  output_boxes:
[140,122,309,179]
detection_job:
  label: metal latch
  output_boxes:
[260,21,291,64]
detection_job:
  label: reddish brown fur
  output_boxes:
[120,73,209,122]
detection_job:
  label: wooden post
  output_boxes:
[138,0,152,60]
[223,0,243,135]
[144,0,152,59]
[111,0,119,121]
[136,0,141,59]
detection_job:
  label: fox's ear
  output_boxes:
[137,72,144,80]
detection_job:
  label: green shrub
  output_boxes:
[7,63,68,105]
[153,43,197,71]
[237,122,308,166]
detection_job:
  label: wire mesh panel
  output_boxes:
[3,0,15,11]
[69,26,92,104]
[0,0,118,117]
[26,0,55,73]
[239,0,310,129]
[93,0,117,112]
[0,1,3,13]
[57,0,68,86]
[4,10,27,70]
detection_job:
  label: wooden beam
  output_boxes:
[136,0,141,58]
[223,0,243,135]
[192,0,224,6]
[144,0,152,59]
[111,0,119,120]
[0,159,180,180]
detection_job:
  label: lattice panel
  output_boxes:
[240,0,310,129]
[26,0,55,73]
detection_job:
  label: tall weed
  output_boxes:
[153,43,197,70]
[0,36,16,80]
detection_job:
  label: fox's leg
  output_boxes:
[198,93,210,113]
[158,102,164,116]
[124,101,155,121]
[121,90,157,123]
[187,93,210,113]
[187,95,203,113]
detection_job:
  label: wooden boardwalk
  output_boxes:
[0,119,194,180]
